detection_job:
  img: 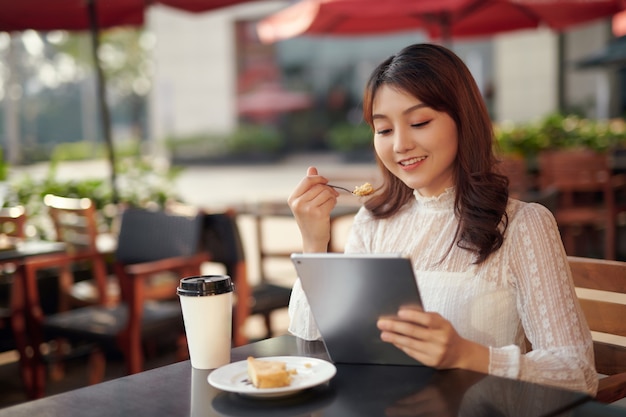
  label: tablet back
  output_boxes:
[291,253,423,366]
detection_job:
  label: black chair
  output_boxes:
[200,209,292,343]
[31,208,208,397]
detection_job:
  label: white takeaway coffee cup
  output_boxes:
[177,275,234,369]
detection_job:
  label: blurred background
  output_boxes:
[1,1,625,169]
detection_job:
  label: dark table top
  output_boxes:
[0,240,66,263]
[1,335,624,417]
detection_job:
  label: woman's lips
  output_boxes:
[398,156,427,170]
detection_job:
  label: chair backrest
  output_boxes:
[44,194,100,254]
[115,208,202,265]
[199,210,246,268]
[165,202,249,345]
[538,150,612,195]
[568,256,626,377]
[44,194,112,308]
[0,206,27,238]
[496,155,529,199]
[198,209,249,346]
[539,150,620,259]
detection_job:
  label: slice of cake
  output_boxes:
[353,182,374,196]
[247,357,292,388]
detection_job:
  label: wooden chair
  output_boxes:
[43,194,116,311]
[568,255,626,403]
[237,201,356,340]
[496,155,531,200]
[248,202,297,340]
[0,206,27,238]
[0,207,72,399]
[0,206,28,385]
[538,150,626,260]
[31,208,208,397]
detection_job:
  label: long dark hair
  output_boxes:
[362,43,508,264]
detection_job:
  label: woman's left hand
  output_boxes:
[377,306,489,373]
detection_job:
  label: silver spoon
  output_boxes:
[328,183,374,196]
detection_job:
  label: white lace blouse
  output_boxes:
[288,188,598,395]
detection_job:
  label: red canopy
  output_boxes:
[0,0,262,203]
[0,0,261,32]
[257,0,626,44]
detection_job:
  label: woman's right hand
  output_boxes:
[287,166,339,253]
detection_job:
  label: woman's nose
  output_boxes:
[393,129,415,153]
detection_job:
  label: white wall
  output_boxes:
[494,21,613,124]
[564,22,613,118]
[494,28,559,123]
[146,2,287,147]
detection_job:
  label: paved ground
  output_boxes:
[12,152,377,208]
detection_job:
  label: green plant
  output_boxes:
[3,149,183,239]
[165,132,231,158]
[116,155,184,208]
[495,113,626,158]
[0,148,8,182]
[327,122,373,152]
[494,121,545,157]
[227,124,283,154]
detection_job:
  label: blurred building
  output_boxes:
[146,2,618,148]
[146,1,287,145]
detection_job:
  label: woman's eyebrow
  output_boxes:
[403,103,428,115]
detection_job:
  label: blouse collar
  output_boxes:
[413,187,455,210]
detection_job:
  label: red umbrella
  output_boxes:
[257,0,626,44]
[0,0,261,202]
[238,83,313,122]
[0,1,143,32]
[0,0,261,31]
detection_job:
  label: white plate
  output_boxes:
[208,356,337,398]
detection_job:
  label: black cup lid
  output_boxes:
[177,275,234,296]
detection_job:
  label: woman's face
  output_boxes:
[372,84,458,197]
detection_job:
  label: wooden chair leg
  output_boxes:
[264,313,272,339]
[49,357,66,382]
[144,338,158,360]
[87,348,106,385]
[123,338,143,375]
[47,339,70,382]
[176,334,189,362]
[560,227,577,256]
[605,222,616,261]
[8,271,35,398]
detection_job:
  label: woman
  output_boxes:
[287,43,597,395]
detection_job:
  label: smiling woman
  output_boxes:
[286,43,599,397]
[370,89,458,198]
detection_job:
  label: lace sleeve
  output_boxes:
[489,203,598,395]
[287,278,322,340]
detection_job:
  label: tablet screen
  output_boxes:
[291,253,423,366]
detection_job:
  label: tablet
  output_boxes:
[291,253,423,366]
